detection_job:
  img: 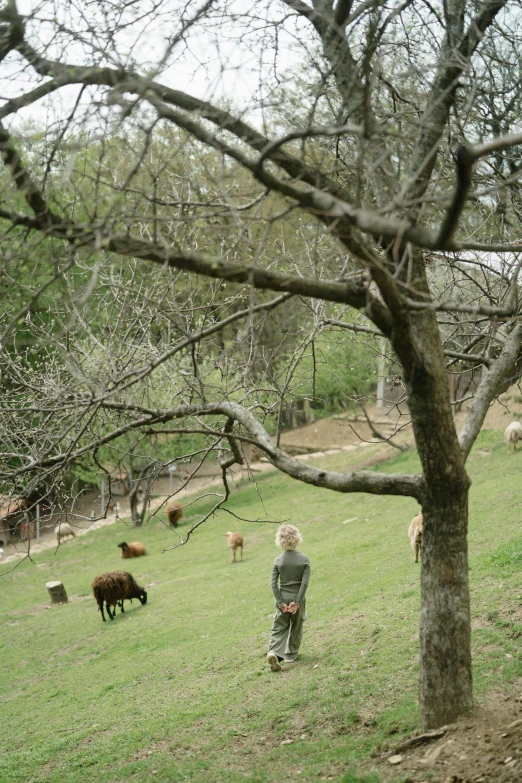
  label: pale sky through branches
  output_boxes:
[2,0,309,130]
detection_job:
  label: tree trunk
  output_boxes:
[130,492,142,527]
[419,491,472,729]
[46,581,68,603]
[394,280,473,730]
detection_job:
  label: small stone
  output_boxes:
[300,733,307,739]
[506,653,513,659]
[388,754,403,765]
[504,757,513,764]
[313,664,319,669]
[280,739,294,746]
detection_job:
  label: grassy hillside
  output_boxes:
[1,430,522,783]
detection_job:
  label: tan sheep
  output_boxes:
[166,500,183,528]
[505,421,522,453]
[225,531,244,563]
[117,541,146,558]
[408,512,423,563]
[55,522,76,543]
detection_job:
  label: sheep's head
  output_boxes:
[117,542,128,550]
[138,588,147,605]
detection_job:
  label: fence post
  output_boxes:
[377,337,387,407]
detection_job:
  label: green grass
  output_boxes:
[1,429,522,782]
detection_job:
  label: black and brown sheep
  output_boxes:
[117,541,146,558]
[92,570,147,621]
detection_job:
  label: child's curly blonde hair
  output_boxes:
[275,524,303,551]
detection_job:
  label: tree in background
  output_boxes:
[1,0,522,728]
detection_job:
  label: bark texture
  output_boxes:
[393,261,473,729]
[419,493,472,728]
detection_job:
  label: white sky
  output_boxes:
[2,0,310,130]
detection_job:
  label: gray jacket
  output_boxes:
[271,550,311,608]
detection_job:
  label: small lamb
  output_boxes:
[408,512,423,563]
[225,531,244,563]
[504,421,522,453]
[55,522,76,543]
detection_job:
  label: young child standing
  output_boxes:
[267,524,311,672]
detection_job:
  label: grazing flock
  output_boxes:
[47,496,246,621]
[75,496,243,620]
[44,422,522,619]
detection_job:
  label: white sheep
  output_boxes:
[55,522,76,543]
[504,421,522,453]
[408,512,423,563]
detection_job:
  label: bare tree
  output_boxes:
[1,0,522,729]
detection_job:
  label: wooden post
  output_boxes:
[169,465,177,495]
[377,336,387,407]
[46,581,68,603]
[36,503,40,543]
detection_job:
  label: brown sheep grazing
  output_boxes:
[92,570,147,621]
[166,500,183,528]
[408,512,423,563]
[225,531,244,563]
[117,541,146,558]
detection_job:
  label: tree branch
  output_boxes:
[459,323,522,460]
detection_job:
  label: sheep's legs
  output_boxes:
[118,600,125,613]
[106,603,115,620]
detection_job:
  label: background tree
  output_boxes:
[1,0,522,729]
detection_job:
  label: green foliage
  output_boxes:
[305,333,377,413]
[342,772,381,783]
[488,538,522,571]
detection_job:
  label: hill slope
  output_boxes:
[1,429,522,783]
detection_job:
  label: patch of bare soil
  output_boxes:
[279,408,410,453]
[367,682,522,783]
[278,387,522,457]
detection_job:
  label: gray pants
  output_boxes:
[267,593,306,662]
